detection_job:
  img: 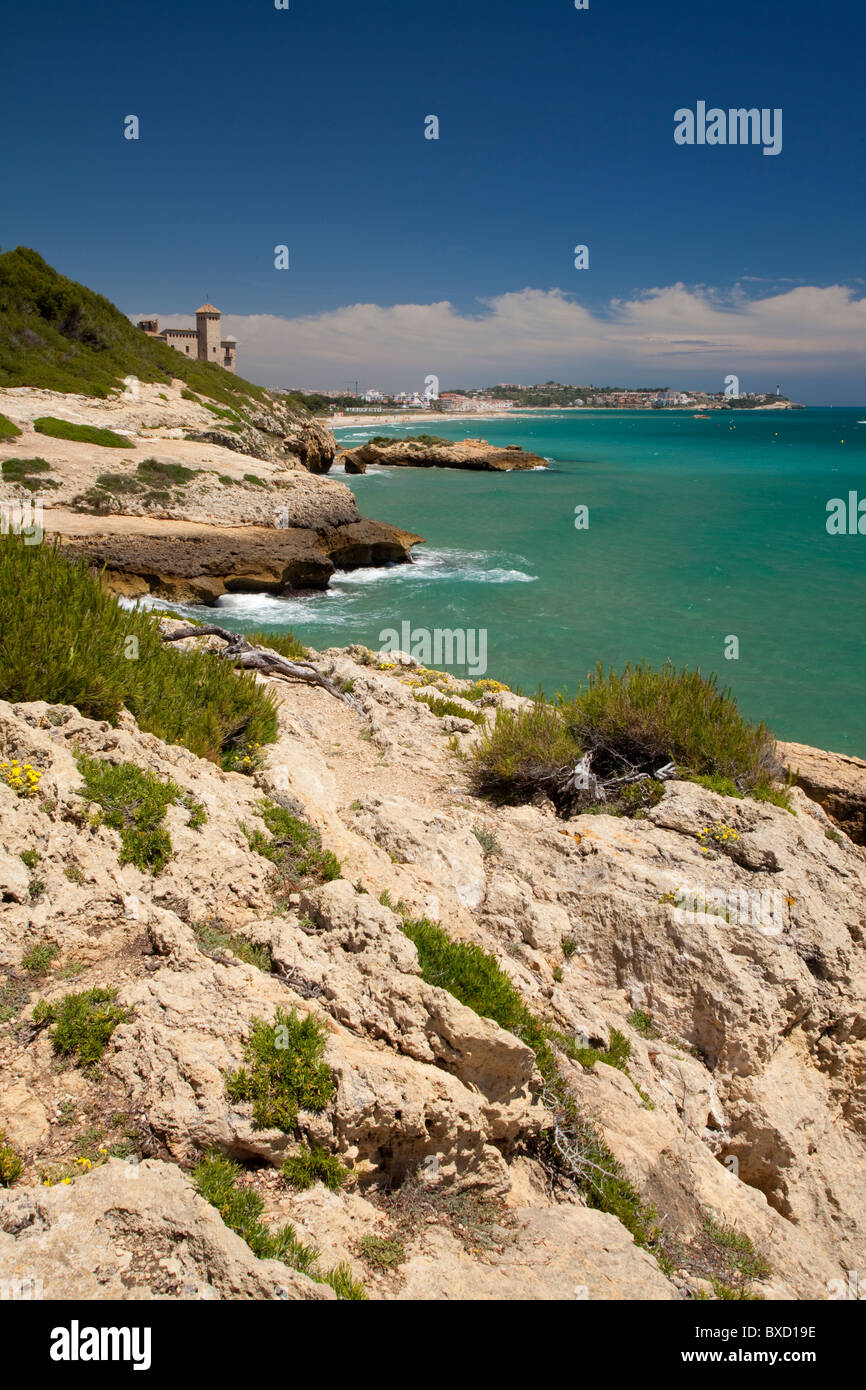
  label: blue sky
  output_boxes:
[3,0,865,400]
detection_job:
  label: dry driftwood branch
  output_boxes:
[160,622,365,712]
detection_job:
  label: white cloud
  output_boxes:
[140,282,866,394]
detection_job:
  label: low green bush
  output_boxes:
[358,1235,405,1270]
[2,457,58,491]
[472,663,786,814]
[414,692,485,725]
[193,1153,319,1270]
[194,1153,366,1297]
[136,458,196,487]
[628,1008,658,1038]
[33,987,131,1065]
[75,754,204,874]
[224,1007,335,1132]
[21,939,59,973]
[568,1028,632,1072]
[0,413,22,440]
[244,799,341,897]
[34,416,130,448]
[388,895,665,1258]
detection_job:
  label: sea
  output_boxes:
[174,409,866,756]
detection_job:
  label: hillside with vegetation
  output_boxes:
[0,247,266,408]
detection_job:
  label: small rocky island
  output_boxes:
[341,434,546,473]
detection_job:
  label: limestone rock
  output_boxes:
[0,1160,331,1299]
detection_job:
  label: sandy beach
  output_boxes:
[328,408,582,428]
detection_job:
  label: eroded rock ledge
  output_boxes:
[47,510,422,603]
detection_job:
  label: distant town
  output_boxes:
[280,380,796,416]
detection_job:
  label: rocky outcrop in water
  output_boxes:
[340,436,546,472]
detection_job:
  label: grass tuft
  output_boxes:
[193,1152,365,1297]
[281,1142,348,1192]
[0,413,22,440]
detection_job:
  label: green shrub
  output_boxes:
[193,1153,365,1296]
[281,1142,347,1192]
[0,534,278,765]
[224,1007,335,1132]
[568,1028,632,1072]
[321,1263,367,1299]
[472,663,784,814]
[203,402,241,422]
[701,1216,771,1284]
[73,459,200,513]
[34,987,131,1065]
[75,754,200,874]
[395,905,552,1059]
[0,1130,24,1185]
[244,799,341,896]
[470,697,577,804]
[560,662,780,789]
[33,416,130,448]
[136,458,196,487]
[242,472,268,488]
[1,457,58,491]
[472,825,501,856]
[0,413,22,440]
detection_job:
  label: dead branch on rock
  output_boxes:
[160,622,365,712]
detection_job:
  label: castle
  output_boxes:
[137,304,237,373]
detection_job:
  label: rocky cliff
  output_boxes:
[1,637,863,1302]
[0,383,421,598]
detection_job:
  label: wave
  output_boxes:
[121,546,537,639]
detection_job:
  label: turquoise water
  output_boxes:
[194,409,866,755]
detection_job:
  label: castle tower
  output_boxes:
[196,303,222,364]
